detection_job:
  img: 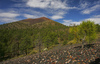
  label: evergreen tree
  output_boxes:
[20,35,31,55]
[44,35,51,48]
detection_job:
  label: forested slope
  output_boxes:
[0,17,69,61]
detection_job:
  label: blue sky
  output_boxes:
[0,0,100,25]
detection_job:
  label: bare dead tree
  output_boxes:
[81,33,86,48]
[80,30,86,49]
[36,33,42,60]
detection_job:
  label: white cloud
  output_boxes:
[17,8,48,18]
[50,10,67,20]
[63,20,72,23]
[27,0,50,8]
[92,15,100,18]
[72,22,82,25]
[62,20,82,26]
[62,20,73,26]
[58,11,67,16]
[0,18,18,23]
[85,18,100,25]
[23,13,47,19]
[79,0,100,14]
[26,0,77,10]
[68,15,100,25]
[10,0,77,21]
[26,0,67,9]
[51,15,63,20]
[0,12,20,18]
[79,1,88,9]
[81,2,88,9]
[83,14,100,25]
[0,12,20,23]
[62,15,100,26]
[24,14,36,18]
[81,4,100,14]
[17,8,46,16]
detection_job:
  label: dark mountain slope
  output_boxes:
[0,17,54,29]
[0,17,69,61]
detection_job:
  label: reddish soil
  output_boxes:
[21,17,51,25]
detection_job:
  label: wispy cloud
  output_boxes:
[81,4,100,14]
[81,0,100,14]
[24,14,36,18]
[23,14,46,18]
[10,0,28,7]
[0,17,18,23]
[62,14,100,26]
[0,12,20,18]
[92,15,100,18]
[62,20,81,26]
[79,0,89,9]
[26,0,77,20]
[26,0,78,10]
[8,8,48,18]
[0,0,99,24]
[50,11,66,20]
[0,11,20,23]
[62,20,72,26]
[7,0,78,21]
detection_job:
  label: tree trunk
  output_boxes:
[47,43,48,48]
[81,34,86,49]
[17,42,19,56]
[39,42,41,59]
[25,49,27,55]
[82,43,84,48]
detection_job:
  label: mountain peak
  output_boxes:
[40,17,47,18]
[21,17,51,25]
[25,18,33,20]
[36,17,50,20]
[27,18,32,19]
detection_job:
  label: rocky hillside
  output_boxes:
[0,42,100,64]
